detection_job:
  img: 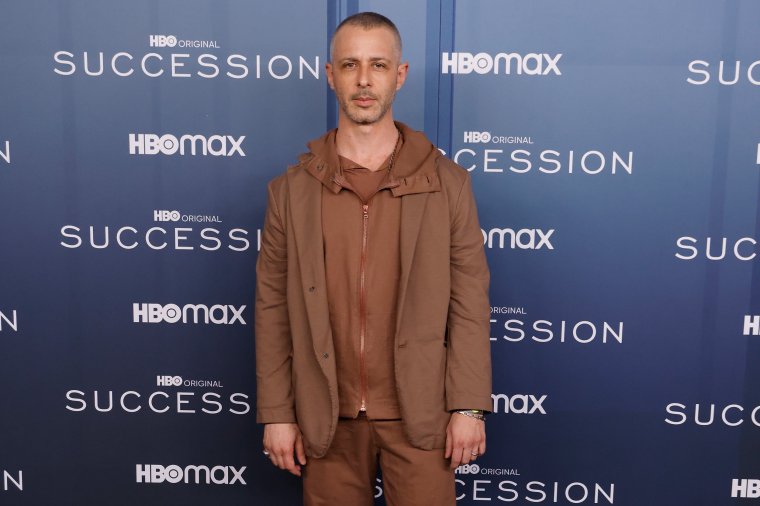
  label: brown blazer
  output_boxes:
[255,124,492,458]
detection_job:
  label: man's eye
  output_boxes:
[344,62,356,68]
[373,63,387,69]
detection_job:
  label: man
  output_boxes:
[255,12,492,505]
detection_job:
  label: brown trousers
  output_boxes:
[302,415,456,506]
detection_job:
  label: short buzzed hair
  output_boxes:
[330,12,403,61]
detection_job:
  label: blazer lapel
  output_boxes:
[395,192,430,339]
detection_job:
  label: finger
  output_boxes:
[282,449,298,476]
[450,447,464,469]
[295,433,307,466]
[277,452,289,470]
[479,439,486,456]
[277,448,291,470]
[286,460,302,477]
[460,447,472,466]
[277,447,293,470]
[444,432,452,459]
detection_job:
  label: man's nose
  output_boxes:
[357,64,371,87]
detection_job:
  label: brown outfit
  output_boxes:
[302,135,461,504]
[255,122,492,457]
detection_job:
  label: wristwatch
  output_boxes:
[455,409,486,421]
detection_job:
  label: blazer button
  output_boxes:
[322,352,329,359]
[308,286,316,293]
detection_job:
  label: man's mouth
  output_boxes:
[352,94,376,106]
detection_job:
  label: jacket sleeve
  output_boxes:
[255,181,297,424]
[445,173,493,413]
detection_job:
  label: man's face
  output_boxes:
[326,25,408,126]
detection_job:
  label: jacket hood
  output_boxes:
[301,121,442,196]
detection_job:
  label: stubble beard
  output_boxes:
[339,89,396,126]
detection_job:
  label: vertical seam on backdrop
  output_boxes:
[447,0,456,153]
[742,0,760,475]
[435,0,455,155]
[699,1,738,401]
[424,0,455,152]
[424,0,441,144]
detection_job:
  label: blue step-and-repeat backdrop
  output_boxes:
[2,0,759,504]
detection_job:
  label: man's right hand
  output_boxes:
[263,423,307,477]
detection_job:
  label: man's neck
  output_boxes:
[335,115,399,172]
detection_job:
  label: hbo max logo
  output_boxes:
[128,133,246,157]
[442,52,562,76]
[133,303,247,325]
[137,464,246,485]
[149,35,177,48]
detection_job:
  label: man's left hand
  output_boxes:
[444,412,486,470]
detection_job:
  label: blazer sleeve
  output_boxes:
[445,173,493,413]
[254,180,297,423]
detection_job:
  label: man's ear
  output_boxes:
[396,61,409,91]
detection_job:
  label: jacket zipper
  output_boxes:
[359,202,369,412]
